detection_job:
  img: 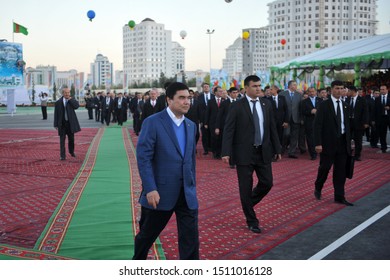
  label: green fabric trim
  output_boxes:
[56,127,134,260]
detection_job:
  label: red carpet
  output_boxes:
[128,129,390,259]
[0,129,98,248]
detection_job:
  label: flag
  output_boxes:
[13,22,28,35]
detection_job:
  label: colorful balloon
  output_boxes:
[280,39,286,45]
[315,42,321,48]
[87,10,95,22]
[128,20,136,29]
[243,31,250,40]
[225,0,233,3]
[180,30,187,39]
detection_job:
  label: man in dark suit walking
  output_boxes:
[53,87,81,161]
[141,88,159,124]
[280,80,303,158]
[129,92,144,135]
[133,82,199,260]
[301,87,322,160]
[101,92,114,126]
[346,86,369,160]
[205,86,224,159]
[268,85,289,156]
[198,82,214,155]
[222,75,281,233]
[314,80,353,206]
[374,84,390,153]
[114,92,127,126]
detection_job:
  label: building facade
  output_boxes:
[90,54,113,89]
[267,0,378,66]
[223,37,243,79]
[242,27,269,76]
[123,18,183,85]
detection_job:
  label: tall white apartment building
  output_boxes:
[171,41,185,76]
[90,54,113,88]
[267,0,378,66]
[222,37,243,79]
[123,18,180,85]
[242,27,269,76]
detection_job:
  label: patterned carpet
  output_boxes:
[0,129,98,248]
[128,129,390,259]
[1,128,389,259]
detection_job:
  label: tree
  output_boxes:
[52,83,57,101]
[159,72,168,88]
[187,78,196,87]
[31,79,36,105]
[204,74,210,84]
[91,85,97,90]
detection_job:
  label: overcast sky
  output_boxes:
[1,0,389,74]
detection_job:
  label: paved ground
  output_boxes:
[1,107,390,260]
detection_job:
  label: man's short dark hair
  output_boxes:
[166,82,189,99]
[288,80,296,88]
[201,82,209,87]
[213,86,221,94]
[349,86,357,92]
[331,80,344,88]
[244,75,261,87]
[228,87,237,93]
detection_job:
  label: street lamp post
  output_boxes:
[206,29,215,77]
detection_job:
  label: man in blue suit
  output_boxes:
[133,82,199,260]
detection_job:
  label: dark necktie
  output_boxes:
[64,99,68,121]
[336,100,342,137]
[251,100,262,146]
[274,96,278,109]
[350,98,354,118]
[217,98,221,107]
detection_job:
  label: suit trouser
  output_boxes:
[41,106,47,119]
[59,121,74,158]
[305,123,315,158]
[200,124,211,153]
[94,108,100,121]
[315,135,347,200]
[377,116,390,151]
[132,189,199,260]
[102,109,111,125]
[285,121,300,155]
[350,122,364,157]
[116,110,124,125]
[236,147,273,227]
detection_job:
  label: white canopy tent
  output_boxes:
[270,33,390,87]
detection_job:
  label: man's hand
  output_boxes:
[315,145,322,153]
[146,190,160,209]
[215,128,220,135]
[282,122,288,128]
[222,156,230,164]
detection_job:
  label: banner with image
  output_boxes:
[0,42,24,87]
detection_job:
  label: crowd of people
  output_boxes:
[52,72,389,259]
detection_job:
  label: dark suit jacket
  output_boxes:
[101,96,114,112]
[301,97,322,129]
[267,95,289,125]
[374,94,390,124]
[314,98,351,156]
[53,97,81,135]
[141,99,159,121]
[222,97,281,165]
[156,94,167,112]
[197,92,214,124]
[216,98,233,131]
[185,99,200,124]
[136,109,198,211]
[204,97,222,131]
[114,97,128,113]
[346,96,369,130]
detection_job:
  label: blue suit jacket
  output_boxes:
[136,109,198,211]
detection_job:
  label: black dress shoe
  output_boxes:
[334,199,354,206]
[314,190,321,200]
[70,153,76,157]
[354,156,361,161]
[202,151,209,155]
[310,156,317,160]
[248,225,262,234]
[288,154,298,159]
[60,157,66,161]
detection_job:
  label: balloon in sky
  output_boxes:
[242,31,250,40]
[87,10,95,22]
[128,20,136,29]
[280,38,286,45]
[315,42,321,48]
[225,0,233,3]
[180,30,187,39]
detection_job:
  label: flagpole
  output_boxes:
[12,19,14,42]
